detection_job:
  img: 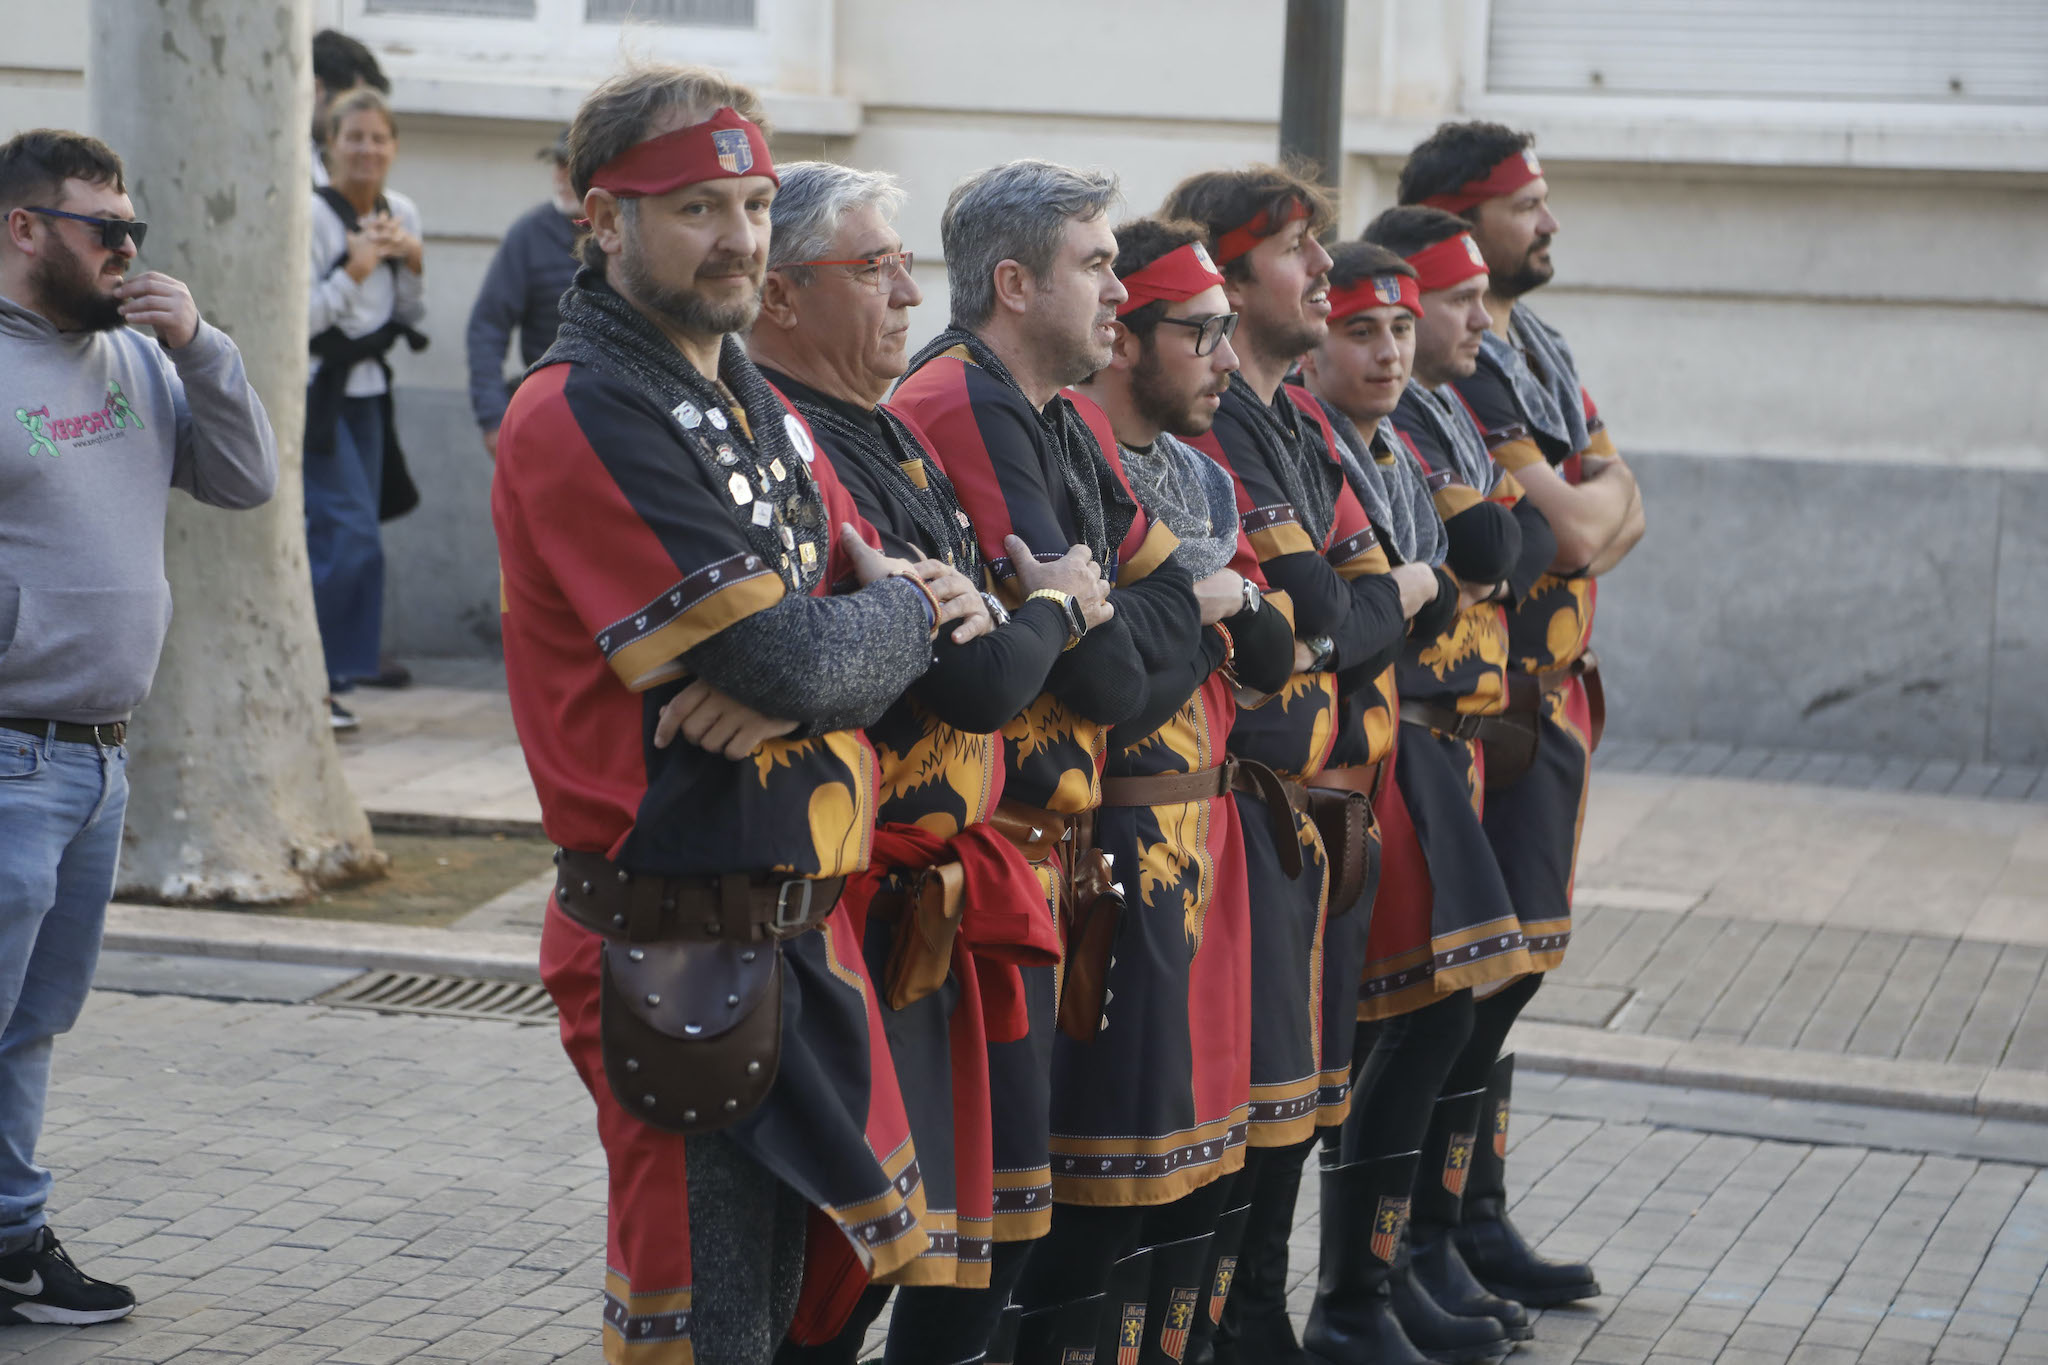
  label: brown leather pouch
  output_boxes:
[599,936,782,1135]
[1057,845,1125,1042]
[1478,713,1540,792]
[1308,786,1376,917]
[881,862,965,1011]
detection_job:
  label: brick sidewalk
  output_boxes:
[3,988,2044,1364]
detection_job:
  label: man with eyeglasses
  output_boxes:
[1163,165,1442,1364]
[0,128,277,1329]
[747,160,1100,1365]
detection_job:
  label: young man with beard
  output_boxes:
[749,160,1105,1365]
[0,129,277,1328]
[1395,124,1647,1311]
[1162,167,1441,1365]
[493,66,992,1364]
[892,160,1207,1364]
[1296,238,1550,1364]
[1019,216,1296,1365]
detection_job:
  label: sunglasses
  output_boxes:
[1153,310,1239,357]
[24,207,148,251]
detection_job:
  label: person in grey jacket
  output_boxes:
[465,128,578,457]
[0,128,277,1330]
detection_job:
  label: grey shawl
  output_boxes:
[1481,302,1588,455]
[1320,398,1445,568]
[1406,381,1500,494]
[1117,433,1240,579]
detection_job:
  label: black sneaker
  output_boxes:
[0,1229,136,1325]
[329,698,360,732]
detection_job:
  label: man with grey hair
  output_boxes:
[750,161,1109,1365]
[893,160,1208,1363]
[493,65,990,1364]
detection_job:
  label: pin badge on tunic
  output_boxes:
[783,414,816,464]
[728,472,753,505]
[779,525,795,549]
[798,542,817,567]
[751,499,774,527]
[769,458,786,482]
[671,400,703,429]
[715,443,740,467]
[707,407,729,431]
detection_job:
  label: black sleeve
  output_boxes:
[1260,548,1407,675]
[1441,501,1522,585]
[1228,597,1295,696]
[907,598,1070,734]
[1507,499,1559,602]
[1092,550,1203,741]
[1043,614,1145,724]
[1405,567,1460,644]
[1117,623,1227,748]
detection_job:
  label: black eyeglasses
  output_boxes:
[23,207,147,251]
[1154,310,1239,357]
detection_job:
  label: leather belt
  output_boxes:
[1310,759,1384,804]
[1504,649,1599,715]
[0,717,127,747]
[552,849,840,944]
[1099,761,1234,808]
[989,799,1070,864]
[1399,700,1486,741]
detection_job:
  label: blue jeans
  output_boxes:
[0,730,127,1255]
[305,393,386,691]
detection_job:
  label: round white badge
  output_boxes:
[784,413,816,464]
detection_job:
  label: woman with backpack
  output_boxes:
[307,86,424,730]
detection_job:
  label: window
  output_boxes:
[585,0,755,25]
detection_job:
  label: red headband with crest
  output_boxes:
[1418,147,1543,214]
[1213,196,1311,264]
[588,105,778,197]
[1327,271,1423,323]
[1404,231,1489,293]
[1116,241,1226,317]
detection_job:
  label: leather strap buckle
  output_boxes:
[771,879,814,936]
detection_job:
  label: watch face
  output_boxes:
[1064,595,1089,638]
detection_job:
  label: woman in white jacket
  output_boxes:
[306,86,424,728]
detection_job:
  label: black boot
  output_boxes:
[1388,1245,1510,1362]
[1454,1053,1600,1308]
[1218,1145,1310,1365]
[1100,1246,1156,1364]
[1409,1088,1531,1341]
[1301,1151,1429,1365]
[987,1305,1022,1365]
[1140,1231,1213,1364]
[1017,1293,1108,1365]
[1184,1201,1248,1365]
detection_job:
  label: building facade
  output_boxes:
[8,0,2042,763]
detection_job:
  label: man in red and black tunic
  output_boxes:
[748,160,1097,1365]
[1396,122,1648,1309]
[1163,166,1441,1365]
[893,159,1206,1365]
[492,66,989,1365]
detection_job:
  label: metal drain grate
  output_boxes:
[315,971,557,1025]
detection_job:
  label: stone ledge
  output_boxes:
[1509,1020,2048,1124]
[102,904,540,985]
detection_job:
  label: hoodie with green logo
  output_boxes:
[0,292,277,724]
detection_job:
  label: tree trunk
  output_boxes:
[90,0,384,902]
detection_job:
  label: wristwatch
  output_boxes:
[1238,575,1263,617]
[1026,587,1089,648]
[1304,633,1336,672]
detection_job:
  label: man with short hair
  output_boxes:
[1163,166,1441,1364]
[749,159,1098,1365]
[1395,122,1645,1309]
[0,127,277,1328]
[310,29,388,188]
[493,64,988,1362]
[893,159,1206,1362]
[467,127,580,458]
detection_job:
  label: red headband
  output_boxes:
[588,106,778,197]
[1327,271,1423,323]
[1418,147,1543,214]
[1213,196,1311,264]
[1116,241,1226,317]
[1404,232,1489,294]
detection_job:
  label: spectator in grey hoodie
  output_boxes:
[0,128,276,1330]
[464,127,578,458]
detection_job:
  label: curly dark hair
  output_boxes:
[1109,216,1210,339]
[1326,240,1415,294]
[1159,162,1335,283]
[1396,121,1533,215]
